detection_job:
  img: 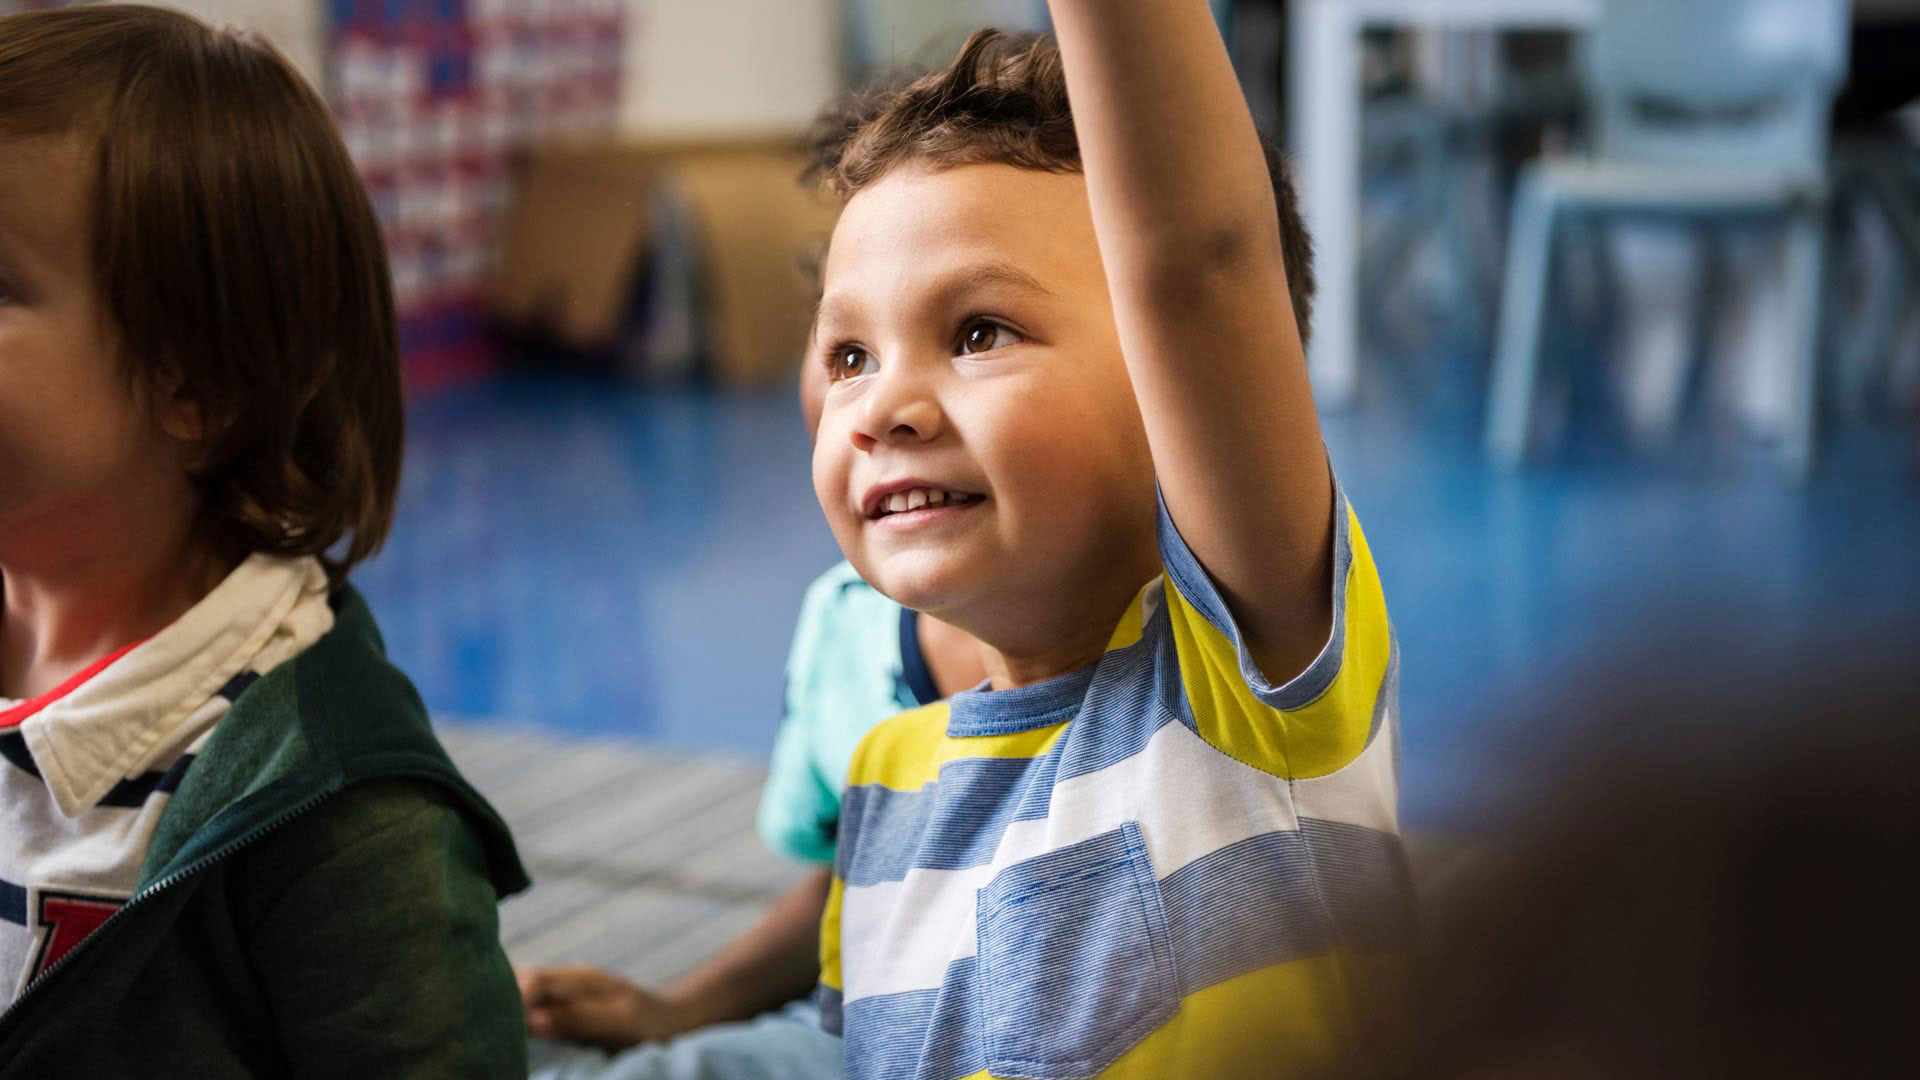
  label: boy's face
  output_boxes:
[0,135,189,559]
[810,163,1158,636]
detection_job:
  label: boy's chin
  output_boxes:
[862,551,981,617]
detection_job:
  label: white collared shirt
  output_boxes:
[0,555,334,1003]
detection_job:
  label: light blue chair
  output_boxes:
[1485,0,1851,477]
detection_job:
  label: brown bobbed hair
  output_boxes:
[0,4,401,584]
[805,28,1317,347]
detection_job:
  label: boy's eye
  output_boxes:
[829,346,876,380]
[959,320,1019,355]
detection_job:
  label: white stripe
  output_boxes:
[843,717,1374,1003]
[1292,703,1399,834]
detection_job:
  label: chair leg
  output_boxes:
[1779,205,1827,481]
[1486,173,1557,467]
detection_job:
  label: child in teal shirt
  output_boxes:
[760,559,981,864]
[521,370,985,1080]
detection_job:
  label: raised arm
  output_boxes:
[1048,0,1332,682]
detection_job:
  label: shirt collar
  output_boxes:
[943,578,1166,738]
[16,554,332,816]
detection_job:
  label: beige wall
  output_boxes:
[620,0,840,138]
[616,0,1048,139]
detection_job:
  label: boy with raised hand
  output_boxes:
[809,6,1408,1079]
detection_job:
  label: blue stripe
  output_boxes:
[836,820,1411,1080]
[843,957,986,1080]
[1053,612,1184,786]
[1,732,40,779]
[1161,820,1412,993]
[1298,818,1416,952]
[815,984,844,1036]
[97,754,195,809]
[1160,830,1333,990]
[217,670,261,702]
[835,617,1187,889]
[838,753,1058,887]
[0,875,25,925]
[974,822,1179,1078]
[947,664,1096,738]
[3,730,191,808]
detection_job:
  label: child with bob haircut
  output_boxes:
[808,5,1410,1079]
[0,6,527,1076]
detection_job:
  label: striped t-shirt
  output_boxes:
[0,555,334,1004]
[818,488,1410,1080]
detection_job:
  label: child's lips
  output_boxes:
[862,482,986,520]
[869,497,986,531]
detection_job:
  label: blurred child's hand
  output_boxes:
[516,964,694,1049]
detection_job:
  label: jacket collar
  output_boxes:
[17,555,331,817]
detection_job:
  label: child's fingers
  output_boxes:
[526,1006,555,1037]
[515,966,551,1005]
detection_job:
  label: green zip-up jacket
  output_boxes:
[0,587,532,1078]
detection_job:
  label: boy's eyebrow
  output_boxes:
[813,260,1056,333]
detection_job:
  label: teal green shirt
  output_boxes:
[758,562,942,865]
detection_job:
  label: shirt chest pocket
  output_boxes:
[973,822,1180,1079]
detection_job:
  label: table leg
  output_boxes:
[1290,0,1362,409]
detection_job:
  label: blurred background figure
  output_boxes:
[1348,638,1920,1080]
[2,0,1909,1038]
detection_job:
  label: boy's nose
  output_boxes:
[851,375,943,449]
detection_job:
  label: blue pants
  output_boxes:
[530,1000,843,1080]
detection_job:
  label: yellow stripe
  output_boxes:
[1103,579,1155,651]
[1165,506,1391,780]
[844,701,1069,792]
[819,873,845,992]
[1074,950,1394,1079]
[887,951,1400,1078]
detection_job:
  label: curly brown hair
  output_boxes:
[0,4,401,584]
[805,28,1316,346]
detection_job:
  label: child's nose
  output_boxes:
[851,372,944,449]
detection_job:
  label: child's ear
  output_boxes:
[157,399,205,443]
[150,369,208,444]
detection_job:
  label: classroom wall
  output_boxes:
[615,0,1052,139]
[619,0,839,138]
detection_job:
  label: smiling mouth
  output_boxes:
[868,487,986,520]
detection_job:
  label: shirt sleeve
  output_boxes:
[757,569,850,865]
[1153,478,1396,781]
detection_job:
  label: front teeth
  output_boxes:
[882,488,967,515]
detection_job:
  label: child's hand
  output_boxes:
[516,964,695,1049]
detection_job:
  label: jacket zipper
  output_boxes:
[0,787,336,1034]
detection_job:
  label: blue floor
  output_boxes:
[355,369,1920,827]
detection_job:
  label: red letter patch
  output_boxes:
[34,892,122,974]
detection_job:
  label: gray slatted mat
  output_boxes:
[436,721,811,988]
